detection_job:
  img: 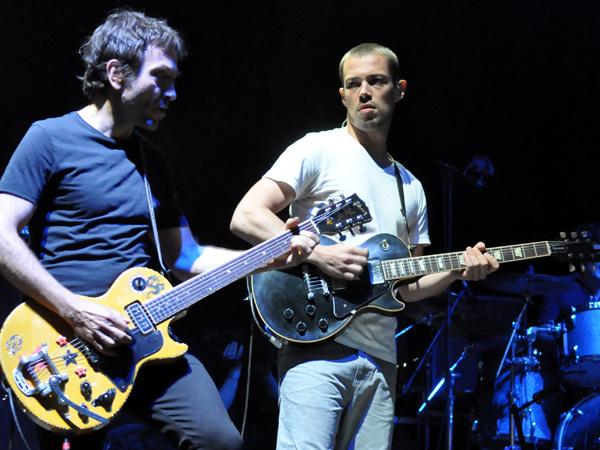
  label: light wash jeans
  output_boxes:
[277,351,396,450]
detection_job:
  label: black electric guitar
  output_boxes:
[249,233,600,343]
[0,194,371,435]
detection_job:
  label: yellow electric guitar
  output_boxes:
[0,194,371,435]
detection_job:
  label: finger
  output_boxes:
[284,217,300,230]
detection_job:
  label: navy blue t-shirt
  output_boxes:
[0,112,185,296]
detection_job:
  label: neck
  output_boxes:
[78,97,134,140]
[345,121,391,168]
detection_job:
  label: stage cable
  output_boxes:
[2,378,34,450]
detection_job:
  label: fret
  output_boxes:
[437,256,446,271]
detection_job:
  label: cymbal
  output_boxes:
[480,271,567,295]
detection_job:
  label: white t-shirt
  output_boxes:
[265,127,430,363]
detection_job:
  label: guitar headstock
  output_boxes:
[311,194,372,237]
[550,231,600,271]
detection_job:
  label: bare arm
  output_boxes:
[231,178,368,281]
[158,218,318,282]
[0,193,132,355]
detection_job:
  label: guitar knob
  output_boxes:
[93,388,116,409]
[318,318,329,331]
[296,322,307,334]
[305,304,316,316]
[131,277,147,291]
[80,381,92,400]
[283,308,294,320]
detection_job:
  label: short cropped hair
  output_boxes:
[339,43,401,85]
[79,9,187,99]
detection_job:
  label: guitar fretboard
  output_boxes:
[382,241,552,280]
[143,220,317,324]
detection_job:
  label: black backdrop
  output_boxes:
[1,0,599,446]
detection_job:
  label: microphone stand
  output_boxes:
[442,168,455,450]
[437,159,487,450]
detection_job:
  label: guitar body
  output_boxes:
[249,233,410,343]
[0,267,187,435]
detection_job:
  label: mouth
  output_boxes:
[359,104,375,112]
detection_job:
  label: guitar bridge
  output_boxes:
[13,345,65,397]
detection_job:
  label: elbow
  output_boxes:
[229,208,248,239]
[229,215,242,238]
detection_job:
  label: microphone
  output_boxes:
[464,155,494,186]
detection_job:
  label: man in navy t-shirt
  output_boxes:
[0,9,317,450]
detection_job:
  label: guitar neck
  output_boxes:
[382,241,554,280]
[144,220,318,324]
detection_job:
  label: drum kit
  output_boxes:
[477,269,600,450]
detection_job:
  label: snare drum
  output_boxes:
[555,393,600,450]
[559,303,600,387]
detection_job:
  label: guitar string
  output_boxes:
[383,242,551,278]
[21,240,552,381]
[142,204,350,323]
[22,201,358,383]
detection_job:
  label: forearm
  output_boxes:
[230,205,285,246]
[0,227,76,316]
[397,271,460,303]
[183,246,242,277]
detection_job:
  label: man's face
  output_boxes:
[120,45,179,131]
[339,54,405,133]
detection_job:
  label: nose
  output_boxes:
[359,81,371,100]
[164,83,177,102]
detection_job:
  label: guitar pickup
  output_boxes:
[367,260,385,285]
[125,302,155,336]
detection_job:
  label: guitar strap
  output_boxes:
[392,160,411,246]
[136,132,172,280]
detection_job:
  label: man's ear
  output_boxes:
[394,79,407,102]
[107,59,124,90]
[339,87,347,106]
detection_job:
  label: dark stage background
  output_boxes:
[1,1,599,449]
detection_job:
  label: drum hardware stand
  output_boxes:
[416,343,475,413]
[395,313,444,339]
[496,281,539,450]
[401,291,465,449]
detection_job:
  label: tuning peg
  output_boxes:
[582,230,589,239]
[359,224,367,233]
[581,263,586,272]
[560,231,567,239]
[569,263,576,273]
[571,231,578,239]
[339,233,347,241]
[349,228,356,237]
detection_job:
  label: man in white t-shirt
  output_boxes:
[230,43,499,450]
